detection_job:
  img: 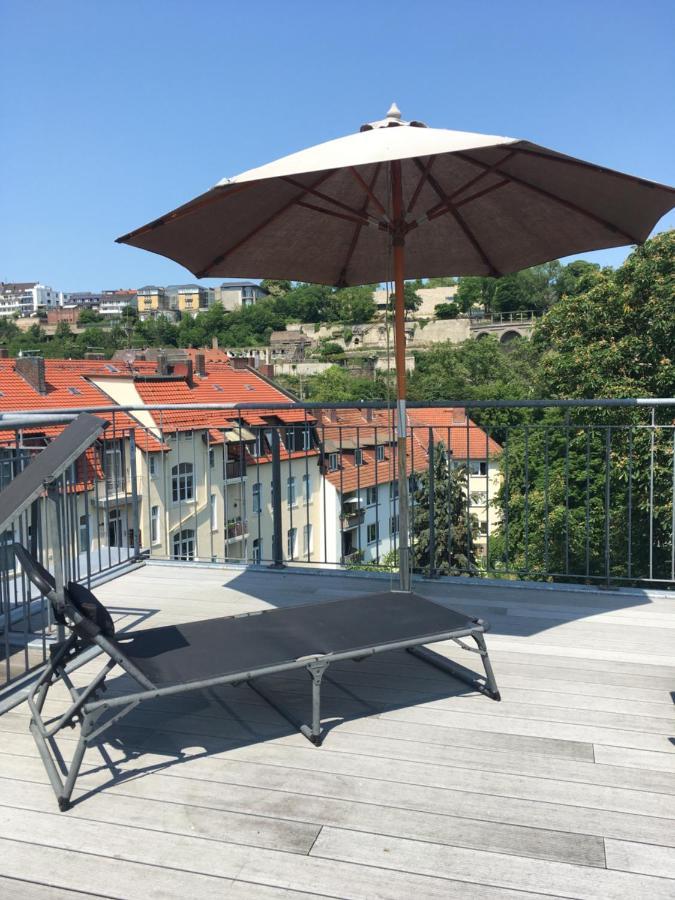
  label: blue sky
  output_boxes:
[1,0,673,291]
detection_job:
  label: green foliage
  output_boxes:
[412,443,479,575]
[302,365,388,402]
[78,308,104,324]
[317,341,344,361]
[490,232,675,582]
[454,260,604,316]
[435,302,460,319]
[534,231,674,400]
[387,283,422,316]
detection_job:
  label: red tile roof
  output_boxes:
[318,407,501,494]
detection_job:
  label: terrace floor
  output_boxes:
[1,564,674,899]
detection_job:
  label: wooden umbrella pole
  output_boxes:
[391,161,411,591]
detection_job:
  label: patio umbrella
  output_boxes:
[117,103,675,590]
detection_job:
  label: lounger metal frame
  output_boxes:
[21,559,499,811]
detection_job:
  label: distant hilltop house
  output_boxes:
[216,282,268,311]
[0,282,63,318]
[373,285,459,317]
[269,330,315,362]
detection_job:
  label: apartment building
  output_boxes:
[0,282,62,317]
[320,407,501,565]
[217,281,268,311]
[136,286,171,320]
[90,358,325,565]
[166,284,212,317]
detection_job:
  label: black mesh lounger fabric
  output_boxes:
[112,591,478,688]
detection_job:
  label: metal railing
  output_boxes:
[0,421,142,688]
[2,397,674,689]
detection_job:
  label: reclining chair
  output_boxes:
[14,543,500,812]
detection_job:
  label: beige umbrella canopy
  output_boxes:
[117,104,675,588]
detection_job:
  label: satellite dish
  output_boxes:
[121,350,135,365]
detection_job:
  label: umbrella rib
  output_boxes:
[116,181,259,244]
[282,177,381,227]
[413,159,502,277]
[407,156,436,214]
[347,166,389,219]
[509,145,675,193]
[336,163,383,287]
[294,199,376,229]
[455,151,642,243]
[194,170,337,277]
[427,178,510,219]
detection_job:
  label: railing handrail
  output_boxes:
[2,397,675,420]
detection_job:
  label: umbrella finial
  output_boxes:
[386,102,401,120]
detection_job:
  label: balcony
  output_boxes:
[1,560,673,896]
[340,507,365,529]
[225,518,247,539]
[225,458,246,481]
[1,397,675,894]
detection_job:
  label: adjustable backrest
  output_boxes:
[13,543,115,641]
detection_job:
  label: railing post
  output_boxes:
[46,485,65,642]
[427,429,436,579]
[270,428,284,568]
[128,430,141,560]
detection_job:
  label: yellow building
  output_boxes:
[136,285,169,319]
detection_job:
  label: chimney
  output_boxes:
[329,409,338,423]
[212,336,219,349]
[195,352,206,377]
[184,358,194,387]
[16,355,47,394]
[156,351,168,376]
[365,407,373,422]
[0,347,8,359]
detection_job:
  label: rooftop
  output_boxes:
[2,563,673,897]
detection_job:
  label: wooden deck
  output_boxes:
[1,563,674,899]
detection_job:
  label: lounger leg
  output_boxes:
[407,634,500,701]
[474,632,501,701]
[302,661,327,747]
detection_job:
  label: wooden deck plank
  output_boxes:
[311,827,675,900]
[0,811,554,900]
[2,563,674,897]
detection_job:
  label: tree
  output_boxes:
[330,285,377,324]
[317,341,344,360]
[304,365,387,402]
[435,302,460,319]
[78,308,104,324]
[387,283,422,317]
[260,279,292,297]
[491,232,675,581]
[412,442,479,575]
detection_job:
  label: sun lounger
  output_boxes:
[13,542,500,811]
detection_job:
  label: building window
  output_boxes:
[287,476,296,506]
[389,481,399,500]
[376,445,385,462]
[328,452,339,471]
[303,524,313,558]
[354,449,363,466]
[367,523,379,544]
[210,493,218,531]
[467,460,488,476]
[302,473,311,503]
[285,428,296,452]
[209,448,215,468]
[252,482,261,514]
[172,529,195,561]
[148,455,157,477]
[366,486,377,505]
[150,505,160,544]
[171,462,194,502]
[252,538,262,565]
[287,527,297,560]
[390,514,399,535]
